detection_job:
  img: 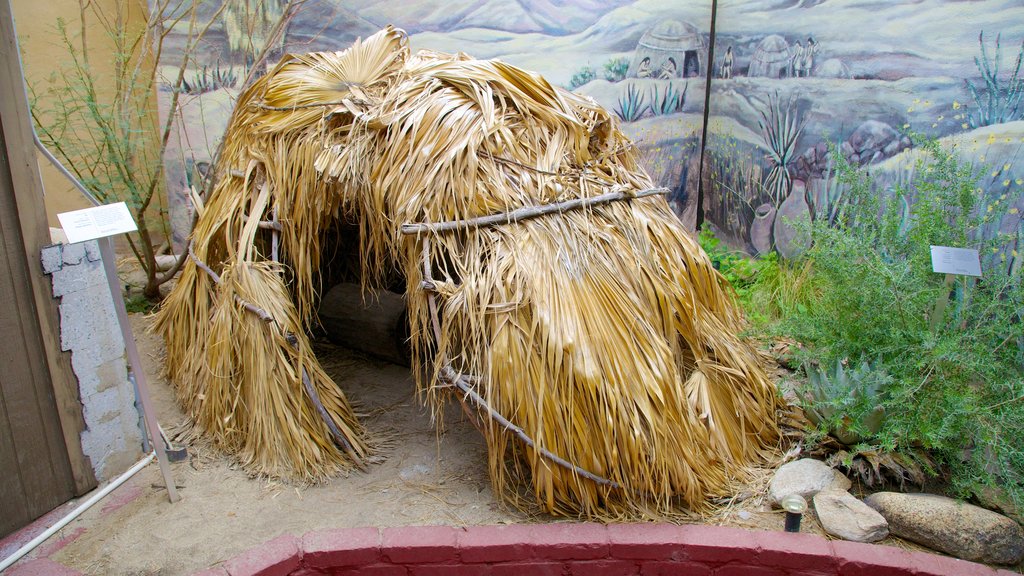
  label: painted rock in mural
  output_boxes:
[866,492,1024,565]
[773,180,811,260]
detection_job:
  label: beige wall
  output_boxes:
[13,0,161,229]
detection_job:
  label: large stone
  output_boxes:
[865,492,1024,565]
[769,458,851,506]
[813,489,888,543]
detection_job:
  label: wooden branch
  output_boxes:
[188,245,361,463]
[418,239,619,489]
[293,343,362,468]
[401,187,669,235]
[439,366,621,489]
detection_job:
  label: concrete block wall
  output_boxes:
[41,240,143,482]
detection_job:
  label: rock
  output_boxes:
[769,458,851,506]
[975,486,1023,525]
[866,492,1024,565]
[817,58,852,79]
[844,120,906,166]
[814,489,889,543]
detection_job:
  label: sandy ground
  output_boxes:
[44,314,522,575]
[10,312,942,575]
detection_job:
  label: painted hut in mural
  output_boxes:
[628,20,705,80]
[748,35,790,78]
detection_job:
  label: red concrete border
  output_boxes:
[200,524,1019,576]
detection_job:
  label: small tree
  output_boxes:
[32,0,295,300]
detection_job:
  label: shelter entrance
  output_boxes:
[683,51,700,77]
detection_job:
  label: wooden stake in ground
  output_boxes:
[155,26,781,517]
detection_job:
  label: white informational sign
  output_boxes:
[930,245,982,277]
[57,202,138,244]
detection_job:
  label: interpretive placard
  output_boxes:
[57,202,138,244]
[930,245,981,277]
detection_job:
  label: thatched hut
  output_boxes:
[749,34,791,78]
[628,20,706,79]
[156,27,780,518]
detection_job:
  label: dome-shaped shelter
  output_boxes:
[156,26,779,519]
[749,34,791,78]
[628,20,706,79]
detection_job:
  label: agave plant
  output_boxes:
[758,92,804,207]
[965,31,1024,128]
[803,359,887,446]
[614,83,647,122]
[648,82,687,116]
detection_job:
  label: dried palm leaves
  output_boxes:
[156,26,780,516]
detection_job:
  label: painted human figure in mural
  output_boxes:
[637,57,653,78]
[721,46,734,79]
[802,37,817,77]
[659,57,678,80]
[791,40,805,77]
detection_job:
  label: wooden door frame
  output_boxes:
[1,0,97,497]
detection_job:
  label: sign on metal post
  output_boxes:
[928,245,982,332]
[55,203,180,503]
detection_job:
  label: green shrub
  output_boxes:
[568,66,596,90]
[603,57,630,82]
[762,136,1024,502]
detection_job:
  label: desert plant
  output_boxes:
[223,0,285,69]
[179,61,238,95]
[764,136,1024,502]
[803,359,887,445]
[32,0,295,300]
[568,65,596,90]
[603,56,630,82]
[965,31,1023,128]
[648,82,687,116]
[614,83,646,122]
[757,92,804,207]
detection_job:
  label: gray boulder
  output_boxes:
[866,492,1024,565]
[769,458,851,506]
[813,489,888,543]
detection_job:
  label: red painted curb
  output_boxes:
[193,523,1020,576]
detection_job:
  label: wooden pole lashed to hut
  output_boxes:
[156,26,781,517]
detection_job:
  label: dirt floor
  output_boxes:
[7,311,944,576]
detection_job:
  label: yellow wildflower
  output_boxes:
[987,133,997,144]
[953,100,961,109]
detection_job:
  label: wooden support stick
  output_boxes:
[99,238,180,503]
[419,239,619,489]
[401,187,668,235]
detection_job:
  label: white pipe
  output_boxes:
[0,452,156,573]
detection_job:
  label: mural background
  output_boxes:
[704,0,1024,257]
[156,0,1024,259]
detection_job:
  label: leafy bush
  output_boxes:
[603,57,630,82]
[761,136,1024,502]
[568,66,597,90]
[697,225,764,302]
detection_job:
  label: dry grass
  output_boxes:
[155,26,781,517]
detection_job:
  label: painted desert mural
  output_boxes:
[154,0,1023,261]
